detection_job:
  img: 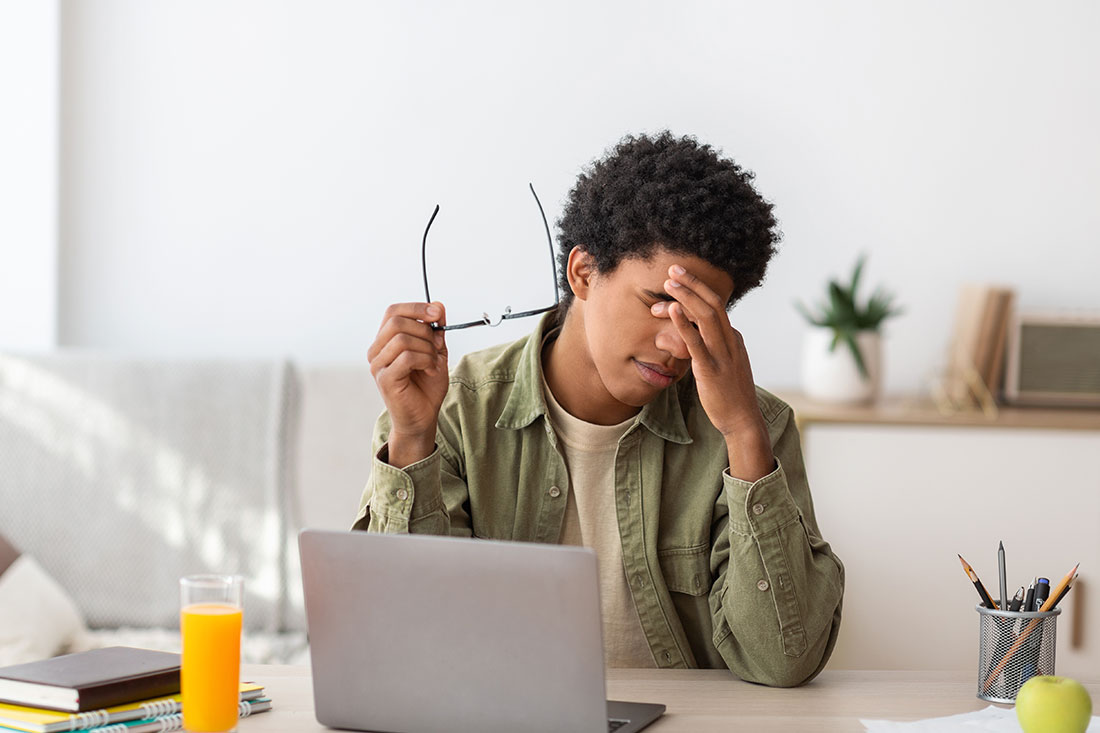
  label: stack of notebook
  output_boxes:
[0,647,271,733]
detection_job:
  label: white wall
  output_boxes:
[0,0,58,350]
[57,1,1100,394]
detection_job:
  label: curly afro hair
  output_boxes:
[556,131,781,311]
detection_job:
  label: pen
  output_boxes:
[1008,586,1024,612]
[1024,578,1036,612]
[998,541,1008,613]
[958,554,998,609]
[1033,577,1050,611]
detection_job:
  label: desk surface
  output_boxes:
[238,664,1100,732]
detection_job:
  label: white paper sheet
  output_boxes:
[861,705,1099,732]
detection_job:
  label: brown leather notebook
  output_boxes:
[0,647,180,712]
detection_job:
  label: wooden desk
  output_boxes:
[238,664,1100,732]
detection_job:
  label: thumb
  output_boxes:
[431,301,449,358]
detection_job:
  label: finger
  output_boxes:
[375,349,443,388]
[664,277,730,353]
[667,265,726,312]
[668,301,712,365]
[369,302,447,361]
[369,332,441,375]
[650,299,672,318]
[369,316,437,362]
[429,301,448,357]
[378,302,445,329]
[652,297,701,331]
[665,275,725,328]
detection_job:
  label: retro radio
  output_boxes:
[1003,312,1100,407]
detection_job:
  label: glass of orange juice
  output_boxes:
[180,575,243,732]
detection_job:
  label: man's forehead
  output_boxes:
[634,256,734,297]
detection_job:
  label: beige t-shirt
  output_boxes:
[543,381,657,668]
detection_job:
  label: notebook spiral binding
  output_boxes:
[138,700,177,719]
[71,699,259,733]
[69,710,110,729]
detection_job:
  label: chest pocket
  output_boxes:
[657,545,711,596]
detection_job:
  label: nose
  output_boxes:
[654,319,690,361]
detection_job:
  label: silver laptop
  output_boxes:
[299,529,665,733]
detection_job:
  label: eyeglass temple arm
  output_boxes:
[528,183,560,305]
[422,185,557,310]
[421,204,441,304]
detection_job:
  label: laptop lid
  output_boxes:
[299,529,609,733]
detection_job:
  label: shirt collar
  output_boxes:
[495,313,693,445]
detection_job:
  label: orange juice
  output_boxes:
[181,602,242,732]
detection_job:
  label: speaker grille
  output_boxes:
[1018,324,1100,394]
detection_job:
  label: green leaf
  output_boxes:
[850,255,866,301]
[866,288,903,329]
[828,281,858,327]
[842,330,870,378]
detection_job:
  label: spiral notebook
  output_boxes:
[0,683,264,733]
[54,698,272,733]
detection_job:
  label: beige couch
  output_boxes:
[0,354,382,665]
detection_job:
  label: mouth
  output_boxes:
[633,359,678,388]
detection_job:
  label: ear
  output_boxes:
[566,247,597,302]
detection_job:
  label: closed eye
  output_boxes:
[641,289,675,304]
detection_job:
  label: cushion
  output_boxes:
[0,554,87,666]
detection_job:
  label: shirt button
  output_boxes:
[396,488,409,501]
[757,579,770,592]
[752,503,765,515]
[548,486,561,498]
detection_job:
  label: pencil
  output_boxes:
[958,554,999,610]
[997,541,1008,615]
[1051,570,1079,609]
[982,563,1080,691]
[1040,563,1080,613]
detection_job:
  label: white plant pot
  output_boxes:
[800,328,882,404]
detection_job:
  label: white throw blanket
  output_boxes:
[0,353,299,633]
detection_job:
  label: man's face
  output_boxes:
[578,248,735,410]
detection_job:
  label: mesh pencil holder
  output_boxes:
[976,603,1061,703]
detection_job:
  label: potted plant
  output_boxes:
[795,255,902,404]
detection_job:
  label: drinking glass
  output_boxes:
[180,575,244,732]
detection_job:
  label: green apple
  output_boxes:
[1016,675,1092,733]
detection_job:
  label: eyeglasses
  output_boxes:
[421,183,561,331]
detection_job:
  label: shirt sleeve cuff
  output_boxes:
[722,459,802,535]
[366,442,445,522]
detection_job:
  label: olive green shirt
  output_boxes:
[353,315,844,687]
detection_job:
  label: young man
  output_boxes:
[354,132,844,687]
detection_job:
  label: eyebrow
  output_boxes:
[641,289,676,302]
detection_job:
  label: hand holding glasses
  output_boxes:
[422,183,561,331]
[366,184,560,468]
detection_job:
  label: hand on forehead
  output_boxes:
[648,256,734,319]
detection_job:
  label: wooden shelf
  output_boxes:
[774,391,1100,431]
